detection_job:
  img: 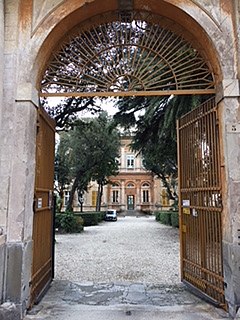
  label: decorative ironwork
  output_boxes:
[40,11,215,97]
[177,98,226,309]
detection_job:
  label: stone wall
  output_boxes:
[0,0,37,316]
[0,0,3,126]
[218,94,240,316]
[216,2,240,315]
[0,1,5,304]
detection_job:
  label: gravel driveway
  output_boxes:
[55,215,180,285]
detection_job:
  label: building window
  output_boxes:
[142,182,150,187]
[127,183,135,188]
[126,155,135,168]
[64,191,70,207]
[112,190,119,203]
[142,190,149,203]
[142,183,150,203]
[112,183,119,188]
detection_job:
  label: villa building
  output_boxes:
[64,133,170,213]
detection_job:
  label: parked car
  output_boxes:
[104,209,117,221]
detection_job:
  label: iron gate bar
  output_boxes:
[39,89,216,98]
[177,97,226,309]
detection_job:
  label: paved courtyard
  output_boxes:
[24,215,230,320]
[55,215,180,284]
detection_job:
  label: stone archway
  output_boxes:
[33,3,239,315]
[32,1,240,316]
[35,2,224,307]
[1,1,239,318]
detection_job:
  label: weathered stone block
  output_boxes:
[0,303,20,320]
[223,241,240,317]
[0,242,5,302]
[21,240,33,310]
[235,307,240,319]
[232,245,240,305]
[222,79,240,97]
[223,241,234,301]
[5,244,23,303]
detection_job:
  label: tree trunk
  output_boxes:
[96,181,103,211]
[158,173,177,201]
[58,189,64,212]
[66,161,100,212]
[65,171,84,212]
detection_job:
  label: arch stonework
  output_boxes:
[0,0,239,318]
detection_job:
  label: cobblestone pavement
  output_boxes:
[24,215,230,320]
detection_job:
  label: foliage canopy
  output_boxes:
[55,112,120,211]
[113,95,210,200]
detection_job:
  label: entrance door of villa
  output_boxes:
[30,106,55,305]
[127,195,134,210]
[177,98,226,309]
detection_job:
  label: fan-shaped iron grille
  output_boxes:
[40,11,215,97]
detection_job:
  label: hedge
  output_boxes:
[55,211,84,233]
[155,211,161,221]
[155,210,179,228]
[75,211,104,226]
[160,211,172,225]
[170,211,179,228]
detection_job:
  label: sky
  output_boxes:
[46,96,119,118]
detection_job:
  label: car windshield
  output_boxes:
[107,210,115,214]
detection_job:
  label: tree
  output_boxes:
[93,151,119,211]
[114,95,210,201]
[42,97,102,130]
[64,113,120,211]
[54,132,72,211]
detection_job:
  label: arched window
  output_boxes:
[141,182,150,203]
[127,183,135,188]
[112,182,120,203]
[112,183,120,188]
[142,182,150,187]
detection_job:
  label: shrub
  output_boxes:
[97,211,106,222]
[160,211,172,225]
[171,211,179,228]
[55,211,84,233]
[155,210,179,228]
[76,211,104,226]
[155,211,161,221]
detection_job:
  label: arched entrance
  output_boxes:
[33,7,226,310]
[39,10,216,98]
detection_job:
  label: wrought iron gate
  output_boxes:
[177,98,226,308]
[31,106,55,304]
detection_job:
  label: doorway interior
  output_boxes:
[127,195,135,210]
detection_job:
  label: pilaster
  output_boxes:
[217,94,240,317]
